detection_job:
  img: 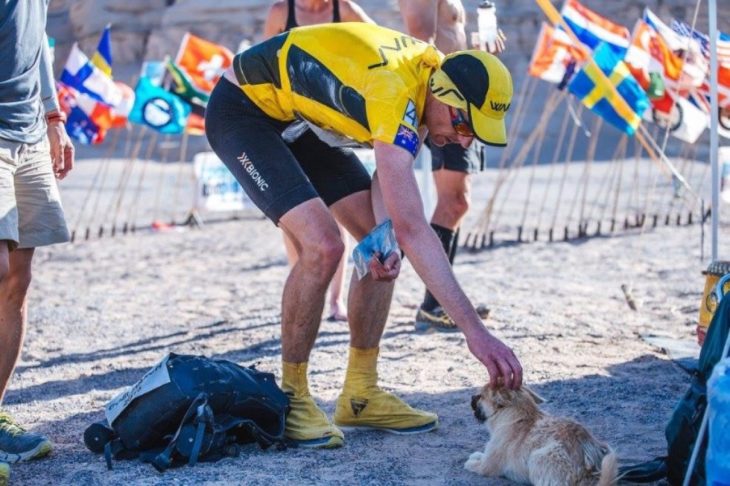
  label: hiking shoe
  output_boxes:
[334,387,438,435]
[0,462,8,486]
[0,412,52,463]
[414,306,459,333]
[285,394,344,449]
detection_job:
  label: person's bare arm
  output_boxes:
[373,141,522,388]
[340,0,376,23]
[40,33,74,179]
[398,0,438,43]
[263,1,287,38]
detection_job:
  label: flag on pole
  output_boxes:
[568,43,649,135]
[163,58,208,134]
[175,33,233,93]
[61,43,122,107]
[643,8,707,89]
[560,0,630,55]
[671,20,730,67]
[128,77,191,134]
[91,24,113,77]
[56,83,106,144]
[625,19,685,117]
[528,23,586,83]
[164,58,210,105]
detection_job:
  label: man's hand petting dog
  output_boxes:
[369,252,400,281]
[465,328,522,389]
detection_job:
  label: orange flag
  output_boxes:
[528,22,586,84]
[175,33,233,93]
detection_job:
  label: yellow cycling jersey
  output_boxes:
[230,23,443,157]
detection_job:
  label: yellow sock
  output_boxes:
[282,360,310,396]
[343,347,379,393]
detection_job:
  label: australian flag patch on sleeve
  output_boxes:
[393,124,419,157]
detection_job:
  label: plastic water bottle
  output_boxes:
[707,357,730,485]
[477,1,499,53]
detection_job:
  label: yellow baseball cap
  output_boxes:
[429,50,513,146]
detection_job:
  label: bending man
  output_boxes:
[205,22,521,449]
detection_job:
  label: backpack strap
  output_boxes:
[151,393,208,472]
[187,402,214,466]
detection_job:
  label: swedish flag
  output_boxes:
[91,24,113,77]
[568,43,649,135]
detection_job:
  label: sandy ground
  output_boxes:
[4,155,729,485]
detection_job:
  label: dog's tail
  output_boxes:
[596,451,618,486]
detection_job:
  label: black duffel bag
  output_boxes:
[84,353,289,471]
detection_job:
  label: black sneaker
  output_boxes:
[475,304,491,320]
[0,412,52,464]
[414,306,459,333]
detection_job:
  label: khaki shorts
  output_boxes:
[0,137,69,250]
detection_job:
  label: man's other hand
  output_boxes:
[369,251,401,282]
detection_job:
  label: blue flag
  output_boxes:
[128,77,191,134]
[568,43,649,135]
[91,24,113,77]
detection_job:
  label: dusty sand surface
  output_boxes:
[5,156,729,485]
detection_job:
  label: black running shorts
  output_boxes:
[205,78,372,224]
[425,137,483,173]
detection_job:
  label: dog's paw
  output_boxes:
[464,451,485,473]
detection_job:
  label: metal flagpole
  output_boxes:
[710,0,720,261]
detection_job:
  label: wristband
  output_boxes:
[46,111,67,124]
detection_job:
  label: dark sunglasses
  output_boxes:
[449,106,474,137]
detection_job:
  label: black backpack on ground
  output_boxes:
[84,353,289,471]
[619,291,730,485]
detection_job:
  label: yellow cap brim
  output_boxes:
[468,104,507,147]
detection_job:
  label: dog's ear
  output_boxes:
[490,388,513,408]
[523,386,546,404]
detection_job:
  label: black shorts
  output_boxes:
[205,78,372,224]
[425,137,483,173]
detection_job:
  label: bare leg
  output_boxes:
[329,191,392,347]
[285,224,348,322]
[327,224,348,321]
[0,246,34,405]
[279,199,344,363]
[431,169,471,231]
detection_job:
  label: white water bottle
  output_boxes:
[477,1,498,53]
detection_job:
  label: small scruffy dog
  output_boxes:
[465,385,617,486]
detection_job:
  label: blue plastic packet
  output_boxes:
[352,219,399,280]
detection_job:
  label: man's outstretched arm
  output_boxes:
[373,141,522,389]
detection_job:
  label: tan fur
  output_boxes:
[465,385,618,486]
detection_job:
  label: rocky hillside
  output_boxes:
[48,0,730,76]
[47,0,729,162]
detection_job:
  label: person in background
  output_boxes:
[399,0,504,332]
[0,0,74,482]
[264,0,374,322]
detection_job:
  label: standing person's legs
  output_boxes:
[0,137,68,463]
[416,140,489,332]
[326,224,348,322]
[0,247,33,405]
